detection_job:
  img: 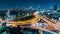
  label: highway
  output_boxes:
[17,26,57,34]
[0,13,60,32]
[39,15,60,31]
[0,15,39,26]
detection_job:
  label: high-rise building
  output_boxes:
[37,6,40,11]
[54,5,57,11]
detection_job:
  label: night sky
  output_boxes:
[0,0,60,9]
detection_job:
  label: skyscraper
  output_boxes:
[37,6,40,11]
[54,5,57,11]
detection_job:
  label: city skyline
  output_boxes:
[0,0,60,9]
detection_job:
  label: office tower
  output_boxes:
[54,5,57,11]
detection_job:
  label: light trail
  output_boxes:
[0,13,60,32]
[39,15,60,31]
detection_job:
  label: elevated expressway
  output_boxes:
[0,13,60,32]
